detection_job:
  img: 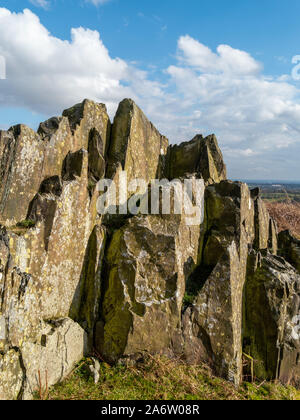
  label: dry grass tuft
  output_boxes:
[42,355,300,401]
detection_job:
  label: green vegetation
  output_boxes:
[262,193,300,203]
[182,293,195,308]
[16,219,36,229]
[40,355,300,401]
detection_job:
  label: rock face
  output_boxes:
[96,191,205,363]
[164,134,227,184]
[182,181,255,385]
[278,230,300,272]
[106,99,169,205]
[0,100,109,399]
[244,253,300,385]
[0,98,299,399]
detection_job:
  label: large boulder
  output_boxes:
[278,230,300,272]
[21,318,88,400]
[244,253,300,385]
[165,134,227,185]
[0,223,91,399]
[106,99,169,204]
[95,179,205,363]
[182,181,255,386]
[62,99,111,153]
[0,126,44,226]
[0,100,110,399]
[0,99,111,227]
[251,188,271,251]
[0,350,24,400]
[2,97,299,398]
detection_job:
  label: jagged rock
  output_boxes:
[95,180,205,363]
[244,253,300,385]
[164,135,203,180]
[0,350,24,400]
[38,116,73,178]
[0,126,44,226]
[278,230,300,272]
[0,100,110,399]
[1,97,299,398]
[62,149,87,181]
[0,100,111,227]
[251,189,270,251]
[182,181,255,386]
[70,225,107,335]
[106,99,169,204]
[88,128,106,182]
[21,318,88,400]
[268,218,278,255]
[62,99,111,153]
[165,134,227,184]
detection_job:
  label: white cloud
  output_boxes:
[29,0,50,10]
[0,8,300,179]
[165,36,300,178]
[85,0,112,6]
[30,0,112,8]
[177,35,261,75]
[0,8,164,117]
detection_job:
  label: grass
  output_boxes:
[265,200,300,239]
[16,219,36,229]
[37,197,300,401]
[182,293,195,308]
[41,355,300,401]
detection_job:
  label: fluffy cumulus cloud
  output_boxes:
[1,8,300,179]
[167,35,300,178]
[0,8,164,118]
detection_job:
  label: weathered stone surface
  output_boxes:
[0,99,110,399]
[0,350,23,400]
[22,318,88,400]
[164,135,203,180]
[182,181,255,385]
[0,100,111,227]
[62,99,111,153]
[278,230,300,272]
[251,189,270,251]
[70,225,106,334]
[38,116,73,179]
[165,134,227,184]
[268,217,278,255]
[0,126,44,226]
[244,253,300,385]
[96,180,205,363]
[1,97,299,398]
[106,99,169,204]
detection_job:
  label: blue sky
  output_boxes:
[1,0,300,180]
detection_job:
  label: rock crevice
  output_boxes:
[0,98,299,399]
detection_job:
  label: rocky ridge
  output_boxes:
[0,99,299,399]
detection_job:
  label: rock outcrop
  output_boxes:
[0,98,299,399]
[278,230,300,272]
[244,253,300,384]
[164,134,227,184]
[182,181,255,385]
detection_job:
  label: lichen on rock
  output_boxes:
[0,98,299,398]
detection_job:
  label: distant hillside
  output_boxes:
[242,181,300,203]
[265,201,300,239]
[241,181,300,238]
